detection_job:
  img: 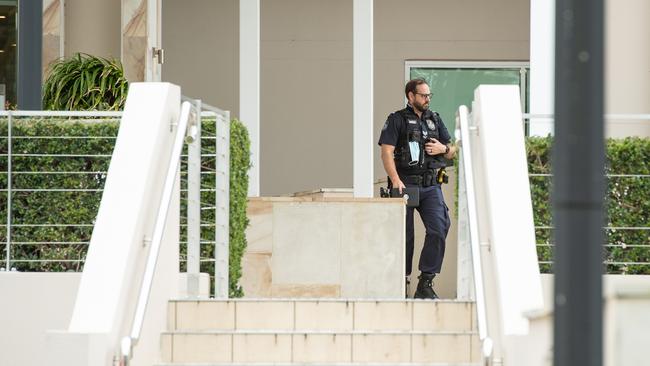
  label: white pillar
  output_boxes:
[529,0,555,136]
[353,0,373,198]
[240,0,260,197]
[146,0,162,82]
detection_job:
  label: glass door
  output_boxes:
[406,61,529,132]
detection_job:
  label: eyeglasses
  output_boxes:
[416,93,432,99]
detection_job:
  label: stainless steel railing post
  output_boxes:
[5,111,12,271]
[186,99,202,297]
[214,110,230,298]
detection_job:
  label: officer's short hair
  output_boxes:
[405,78,428,98]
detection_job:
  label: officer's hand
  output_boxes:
[425,138,446,155]
[394,180,406,194]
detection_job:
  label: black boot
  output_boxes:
[414,272,438,299]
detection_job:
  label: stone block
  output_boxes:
[292,334,352,363]
[175,301,235,330]
[411,334,472,363]
[232,334,292,363]
[160,334,172,362]
[235,301,294,330]
[340,203,404,298]
[412,301,473,331]
[352,334,411,363]
[353,301,412,330]
[472,302,478,330]
[246,200,273,253]
[295,301,353,330]
[171,334,232,363]
[272,203,341,285]
[241,197,406,298]
[167,302,176,331]
[271,284,340,298]
[471,334,482,363]
[240,253,272,297]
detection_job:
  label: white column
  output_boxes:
[240,0,260,197]
[529,0,555,136]
[149,0,163,81]
[353,0,373,197]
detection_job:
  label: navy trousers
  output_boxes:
[405,184,451,276]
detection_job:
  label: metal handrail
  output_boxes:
[457,105,493,363]
[119,101,197,366]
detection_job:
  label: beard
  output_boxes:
[412,100,429,113]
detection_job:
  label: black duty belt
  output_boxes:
[399,169,438,187]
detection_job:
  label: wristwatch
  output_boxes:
[444,145,450,154]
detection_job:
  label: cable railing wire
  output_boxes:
[528,167,650,272]
[524,113,650,272]
[1,110,221,278]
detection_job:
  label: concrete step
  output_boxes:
[160,330,480,364]
[167,299,476,332]
[156,363,481,366]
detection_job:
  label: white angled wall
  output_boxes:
[472,85,544,335]
[0,273,80,366]
[49,83,181,366]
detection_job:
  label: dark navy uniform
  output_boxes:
[378,105,452,276]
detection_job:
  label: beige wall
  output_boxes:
[64,0,121,59]
[264,0,530,196]
[162,0,240,112]
[261,0,354,196]
[605,0,650,137]
[373,0,530,187]
[60,0,650,191]
[161,0,530,196]
[159,1,528,296]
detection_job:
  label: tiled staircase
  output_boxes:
[158,299,480,365]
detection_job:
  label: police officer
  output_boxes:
[378,78,457,299]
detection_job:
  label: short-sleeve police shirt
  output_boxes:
[378,106,451,147]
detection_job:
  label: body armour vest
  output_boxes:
[394,107,445,176]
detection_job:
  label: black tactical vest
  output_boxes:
[393,107,444,176]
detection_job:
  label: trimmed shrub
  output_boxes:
[0,117,250,296]
[527,136,650,274]
[181,118,251,297]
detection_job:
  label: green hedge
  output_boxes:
[527,136,650,274]
[0,117,250,297]
[2,120,646,283]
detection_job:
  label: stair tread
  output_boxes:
[155,363,481,366]
[170,298,475,303]
[163,330,478,335]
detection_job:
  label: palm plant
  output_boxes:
[42,53,129,111]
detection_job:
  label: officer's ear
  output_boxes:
[407,91,415,103]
